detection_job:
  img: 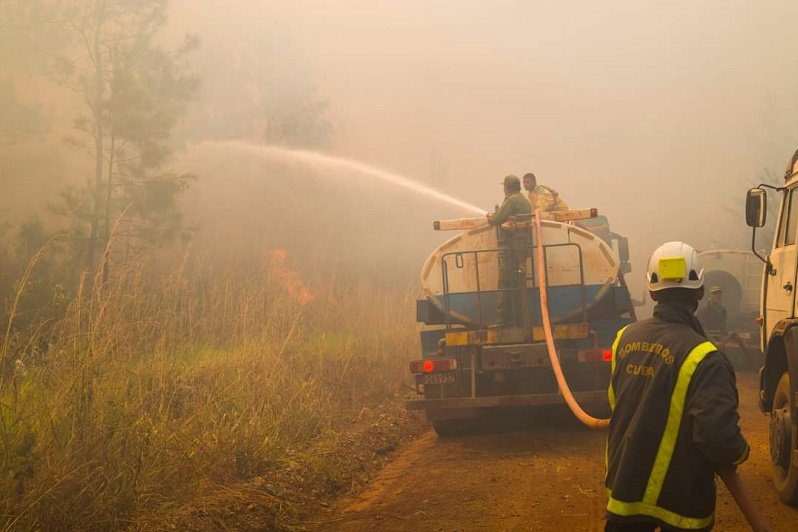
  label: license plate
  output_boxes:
[419,372,456,385]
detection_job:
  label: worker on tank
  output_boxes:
[487,175,531,327]
[522,172,568,212]
[697,286,728,339]
[605,242,749,531]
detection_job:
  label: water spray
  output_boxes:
[199,140,487,216]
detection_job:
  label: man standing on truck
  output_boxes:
[487,175,532,327]
[605,241,749,531]
[523,172,569,212]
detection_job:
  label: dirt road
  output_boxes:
[305,372,797,531]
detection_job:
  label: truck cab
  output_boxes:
[745,156,798,505]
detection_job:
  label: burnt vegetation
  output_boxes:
[0,1,411,528]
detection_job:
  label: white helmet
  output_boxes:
[646,241,704,292]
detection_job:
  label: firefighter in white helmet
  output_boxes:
[604,242,749,531]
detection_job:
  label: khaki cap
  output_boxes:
[501,175,521,186]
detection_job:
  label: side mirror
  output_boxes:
[745,188,766,228]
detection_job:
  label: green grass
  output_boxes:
[0,254,418,530]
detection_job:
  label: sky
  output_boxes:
[169,0,798,297]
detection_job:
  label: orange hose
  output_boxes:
[718,469,773,532]
[533,210,609,429]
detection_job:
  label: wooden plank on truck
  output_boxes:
[434,217,488,231]
[433,209,597,232]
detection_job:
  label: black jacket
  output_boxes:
[606,302,749,530]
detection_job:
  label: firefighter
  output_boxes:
[487,175,531,327]
[697,286,728,339]
[522,172,569,212]
[605,241,749,531]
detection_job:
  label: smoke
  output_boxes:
[4,1,798,307]
[165,1,798,302]
[177,140,470,278]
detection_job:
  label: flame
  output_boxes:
[268,249,313,305]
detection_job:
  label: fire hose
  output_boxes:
[531,211,609,429]
[531,212,772,531]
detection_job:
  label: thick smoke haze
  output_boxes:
[178,140,470,278]
[6,3,798,526]
[168,0,798,298]
[5,1,798,303]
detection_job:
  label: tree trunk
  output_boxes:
[101,131,115,286]
[85,1,106,276]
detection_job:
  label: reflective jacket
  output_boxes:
[606,303,749,530]
[528,184,568,212]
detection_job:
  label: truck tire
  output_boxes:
[770,372,798,505]
[432,419,465,438]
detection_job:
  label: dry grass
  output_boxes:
[0,250,419,530]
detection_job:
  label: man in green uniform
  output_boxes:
[487,175,532,327]
[697,286,728,339]
[605,242,749,531]
[523,172,569,212]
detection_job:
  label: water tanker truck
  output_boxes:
[407,209,635,436]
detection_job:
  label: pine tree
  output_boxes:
[56,0,198,277]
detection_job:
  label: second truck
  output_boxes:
[745,149,798,505]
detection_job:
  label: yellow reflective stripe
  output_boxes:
[610,325,628,376]
[608,325,629,410]
[607,325,629,482]
[643,340,716,505]
[607,497,714,530]
[607,384,615,411]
